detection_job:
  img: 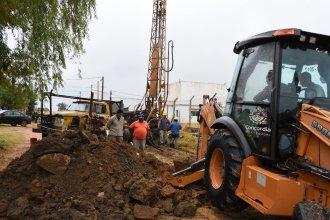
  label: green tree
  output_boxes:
[57,102,68,111]
[0,81,37,111]
[0,0,96,93]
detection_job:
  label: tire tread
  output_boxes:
[204,129,248,211]
[293,201,329,220]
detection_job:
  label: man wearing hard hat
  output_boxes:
[170,116,182,148]
[158,112,170,145]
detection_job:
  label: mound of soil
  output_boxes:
[0,130,205,219]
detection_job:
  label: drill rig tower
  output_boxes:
[145,0,173,118]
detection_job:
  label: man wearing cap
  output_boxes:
[299,71,325,99]
[106,109,124,143]
[129,114,150,156]
[170,117,182,148]
[158,112,170,145]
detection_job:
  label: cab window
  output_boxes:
[299,65,327,99]
[278,42,330,159]
[95,104,106,114]
[235,43,275,103]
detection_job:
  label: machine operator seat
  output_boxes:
[278,83,299,159]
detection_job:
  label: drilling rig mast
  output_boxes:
[145,0,173,118]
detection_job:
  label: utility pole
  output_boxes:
[91,84,93,93]
[97,80,99,100]
[110,90,112,102]
[101,76,104,100]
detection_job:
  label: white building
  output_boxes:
[166,80,228,124]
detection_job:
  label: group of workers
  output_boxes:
[158,112,182,147]
[106,109,182,156]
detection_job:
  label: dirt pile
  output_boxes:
[0,130,206,219]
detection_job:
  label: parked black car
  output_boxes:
[0,110,32,127]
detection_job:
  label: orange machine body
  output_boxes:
[236,104,330,216]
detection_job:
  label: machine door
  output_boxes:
[232,42,275,158]
[277,42,330,159]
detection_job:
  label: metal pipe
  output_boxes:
[211,93,217,100]
[89,92,94,117]
[172,97,178,121]
[41,98,44,125]
[162,40,174,72]
[49,90,53,127]
[213,98,223,117]
[163,40,174,114]
[189,96,195,127]
[49,93,107,103]
[172,158,205,176]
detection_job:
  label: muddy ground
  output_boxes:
[0,128,264,219]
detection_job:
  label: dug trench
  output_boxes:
[0,130,262,219]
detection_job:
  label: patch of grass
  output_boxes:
[189,123,200,128]
[179,131,198,155]
[0,133,22,151]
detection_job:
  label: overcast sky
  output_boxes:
[58,0,330,101]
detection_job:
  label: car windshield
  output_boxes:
[67,103,90,112]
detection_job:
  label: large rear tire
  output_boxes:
[293,201,329,220]
[204,129,248,211]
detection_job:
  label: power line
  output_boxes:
[61,85,91,89]
[65,77,102,80]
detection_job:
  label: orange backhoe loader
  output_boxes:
[167,28,330,219]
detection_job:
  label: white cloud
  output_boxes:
[59,0,330,101]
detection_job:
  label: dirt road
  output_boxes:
[0,123,41,171]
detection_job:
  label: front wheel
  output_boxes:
[204,129,247,211]
[293,201,329,220]
[21,120,27,127]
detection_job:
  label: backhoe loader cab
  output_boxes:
[224,28,330,160]
[204,29,330,218]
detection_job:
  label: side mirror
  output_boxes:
[0,113,4,117]
[243,48,255,58]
